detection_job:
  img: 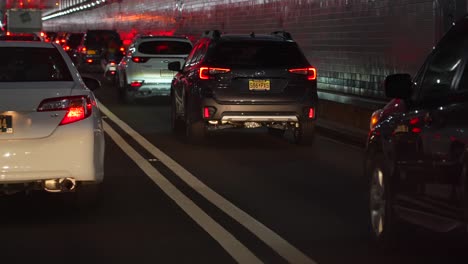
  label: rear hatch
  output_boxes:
[203,40,315,103]
[130,39,192,82]
[84,30,122,57]
[0,45,76,140]
[0,83,76,140]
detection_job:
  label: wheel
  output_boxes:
[171,95,184,133]
[118,74,135,104]
[185,119,206,143]
[184,105,205,143]
[292,120,315,145]
[367,153,402,248]
[268,127,285,137]
[123,88,136,104]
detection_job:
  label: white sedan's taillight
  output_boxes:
[37,96,93,125]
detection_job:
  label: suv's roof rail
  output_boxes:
[202,30,222,39]
[271,31,293,40]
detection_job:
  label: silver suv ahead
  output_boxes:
[117,36,192,103]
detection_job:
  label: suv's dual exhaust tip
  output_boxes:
[43,178,76,193]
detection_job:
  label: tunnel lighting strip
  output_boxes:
[42,0,106,20]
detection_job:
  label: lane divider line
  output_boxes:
[100,103,317,264]
[103,121,262,264]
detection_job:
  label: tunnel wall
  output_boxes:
[43,0,467,136]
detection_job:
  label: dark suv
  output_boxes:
[168,30,318,144]
[366,16,468,246]
[75,29,124,72]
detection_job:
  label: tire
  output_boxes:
[292,120,315,145]
[185,119,206,144]
[268,127,285,138]
[171,95,184,134]
[123,89,136,104]
[118,74,135,104]
[367,153,403,249]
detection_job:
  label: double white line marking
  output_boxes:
[100,103,316,264]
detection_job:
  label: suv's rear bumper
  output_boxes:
[191,97,317,123]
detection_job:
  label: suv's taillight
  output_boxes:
[132,57,150,63]
[289,67,317,80]
[199,67,231,80]
[37,96,93,125]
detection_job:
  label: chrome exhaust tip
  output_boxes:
[44,178,76,192]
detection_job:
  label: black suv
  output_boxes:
[366,16,468,246]
[74,29,124,72]
[168,30,318,144]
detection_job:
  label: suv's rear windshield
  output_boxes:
[67,33,84,48]
[85,30,122,47]
[138,40,192,55]
[0,47,72,82]
[206,41,309,67]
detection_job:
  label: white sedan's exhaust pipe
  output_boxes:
[43,178,76,192]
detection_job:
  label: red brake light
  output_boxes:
[132,57,149,63]
[203,107,210,118]
[199,67,231,80]
[37,96,93,125]
[289,67,317,80]
[81,47,87,53]
[64,46,70,51]
[130,81,143,87]
[120,47,125,52]
[308,107,315,119]
[86,59,93,63]
[409,117,420,125]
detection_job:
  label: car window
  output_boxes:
[205,41,309,67]
[191,41,208,66]
[184,41,202,68]
[454,60,468,91]
[67,33,84,48]
[85,30,122,48]
[138,40,192,55]
[0,47,72,82]
[419,37,466,104]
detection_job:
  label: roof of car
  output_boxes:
[218,34,294,42]
[0,41,56,48]
[135,35,191,41]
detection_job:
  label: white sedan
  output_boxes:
[0,41,105,205]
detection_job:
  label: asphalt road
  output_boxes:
[0,75,467,264]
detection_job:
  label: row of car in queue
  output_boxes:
[1,17,468,250]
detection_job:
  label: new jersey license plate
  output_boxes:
[0,115,13,134]
[249,80,270,91]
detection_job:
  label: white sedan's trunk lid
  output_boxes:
[0,82,75,139]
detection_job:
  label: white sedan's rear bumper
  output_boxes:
[0,117,105,184]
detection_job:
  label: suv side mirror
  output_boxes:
[82,77,101,91]
[384,74,412,99]
[168,61,181,72]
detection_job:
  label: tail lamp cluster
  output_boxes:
[288,67,317,80]
[37,96,93,125]
[198,66,317,81]
[132,57,150,63]
[199,67,231,80]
